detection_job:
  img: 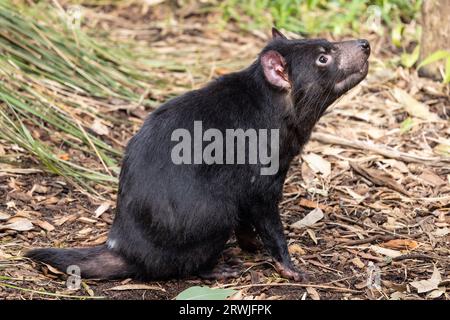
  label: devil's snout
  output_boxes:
[357,39,370,55]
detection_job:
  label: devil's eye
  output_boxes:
[316,54,331,67]
[319,56,328,63]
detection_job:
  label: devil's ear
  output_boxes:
[272,27,287,40]
[261,50,290,90]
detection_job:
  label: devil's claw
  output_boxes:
[274,261,308,282]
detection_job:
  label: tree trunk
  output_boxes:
[419,0,450,79]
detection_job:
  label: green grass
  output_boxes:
[0,0,165,196]
[219,0,422,36]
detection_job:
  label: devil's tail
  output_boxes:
[25,245,135,279]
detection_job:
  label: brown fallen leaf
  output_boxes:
[306,229,318,245]
[410,267,442,294]
[42,196,59,205]
[91,119,110,136]
[29,184,49,195]
[58,153,70,161]
[34,219,55,232]
[355,281,367,289]
[302,153,331,177]
[107,284,166,292]
[288,244,306,255]
[419,170,446,187]
[427,289,445,299]
[0,211,11,221]
[341,187,365,204]
[214,67,231,76]
[350,162,411,196]
[78,217,97,224]
[44,263,65,275]
[291,208,324,229]
[0,218,34,231]
[94,202,111,218]
[91,235,108,245]
[228,290,244,300]
[380,239,418,250]
[82,234,108,246]
[82,282,95,297]
[0,248,12,259]
[9,192,32,202]
[14,210,34,219]
[306,287,320,300]
[381,159,409,173]
[390,292,407,300]
[78,227,92,235]
[370,245,402,258]
[357,252,384,262]
[432,228,449,237]
[382,217,404,230]
[301,161,316,186]
[351,257,365,269]
[53,214,78,226]
[299,198,330,211]
[434,143,450,156]
[392,88,440,121]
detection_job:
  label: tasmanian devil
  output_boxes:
[26,28,370,281]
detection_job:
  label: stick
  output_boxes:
[333,214,419,240]
[337,235,398,246]
[392,253,443,262]
[350,162,411,197]
[311,132,448,165]
[230,282,361,293]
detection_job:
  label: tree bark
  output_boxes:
[419,0,450,79]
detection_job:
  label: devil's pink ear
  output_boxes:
[261,50,290,90]
[272,27,287,40]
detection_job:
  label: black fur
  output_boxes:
[25,245,135,279]
[26,30,370,280]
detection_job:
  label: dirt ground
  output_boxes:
[0,4,449,300]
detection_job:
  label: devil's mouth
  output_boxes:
[334,61,369,93]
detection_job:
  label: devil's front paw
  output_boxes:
[274,261,307,282]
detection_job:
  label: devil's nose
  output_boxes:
[358,39,370,54]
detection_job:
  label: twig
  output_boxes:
[0,282,105,299]
[350,162,411,197]
[337,235,398,246]
[333,214,420,240]
[230,282,361,293]
[392,253,439,262]
[311,132,448,165]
